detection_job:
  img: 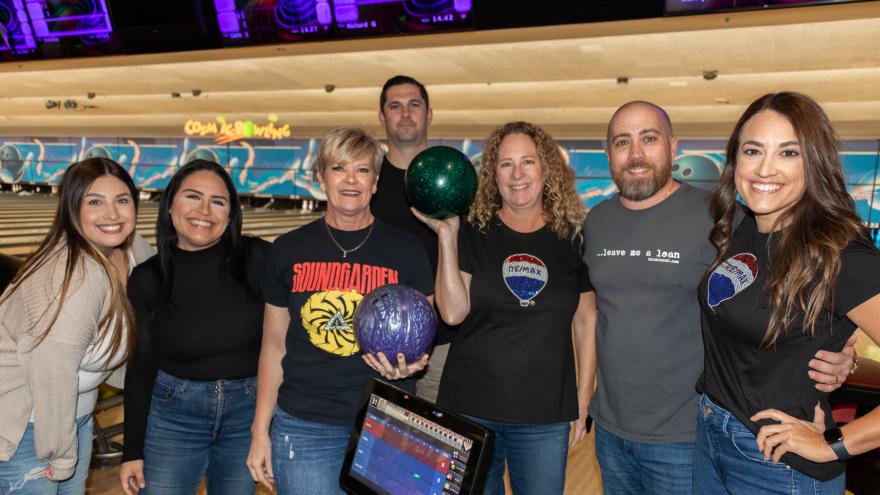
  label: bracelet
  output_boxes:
[849,355,859,376]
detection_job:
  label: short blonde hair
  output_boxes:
[316,127,384,175]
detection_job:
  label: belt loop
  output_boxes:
[721,409,730,434]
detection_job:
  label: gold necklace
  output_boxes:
[325,219,374,258]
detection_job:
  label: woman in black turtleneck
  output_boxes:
[119,160,269,495]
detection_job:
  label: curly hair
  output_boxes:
[468,121,586,240]
[707,92,867,346]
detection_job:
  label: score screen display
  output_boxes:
[349,394,475,495]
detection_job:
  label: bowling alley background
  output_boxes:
[1,133,879,364]
[1,134,879,241]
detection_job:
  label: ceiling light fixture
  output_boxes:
[45,100,60,109]
[63,99,77,109]
[192,89,202,97]
[616,76,629,86]
[87,92,96,99]
[171,92,181,98]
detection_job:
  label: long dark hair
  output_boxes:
[707,92,867,345]
[2,157,138,365]
[155,160,247,306]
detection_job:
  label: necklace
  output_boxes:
[325,219,374,258]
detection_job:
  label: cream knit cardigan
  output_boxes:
[0,235,153,479]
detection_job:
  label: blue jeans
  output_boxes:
[464,415,570,495]
[694,394,845,495]
[270,407,349,495]
[594,423,694,495]
[142,370,256,495]
[0,414,92,495]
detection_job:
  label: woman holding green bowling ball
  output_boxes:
[247,127,435,495]
[414,121,596,495]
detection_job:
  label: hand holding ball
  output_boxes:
[405,146,477,219]
[354,284,436,364]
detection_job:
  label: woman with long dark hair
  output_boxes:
[695,92,880,494]
[119,160,269,495]
[0,158,153,494]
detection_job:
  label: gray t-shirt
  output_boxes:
[583,183,715,443]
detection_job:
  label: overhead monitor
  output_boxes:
[665,0,862,15]
[215,0,475,47]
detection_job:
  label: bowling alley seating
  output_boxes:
[0,252,21,292]
[829,357,880,494]
[91,385,125,465]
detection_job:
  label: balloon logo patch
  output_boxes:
[707,253,758,310]
[502,254,548,307]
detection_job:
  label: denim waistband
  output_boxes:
[156,369,256,391]
[699,394,753,435]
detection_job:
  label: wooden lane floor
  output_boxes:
[0,193,322,257]
[86,403,603,494]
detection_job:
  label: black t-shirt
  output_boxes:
[262,217,434,425]
[371,156,454,345]
[437,219,592,423]
[697,215,880,480]
[123,236,270,461]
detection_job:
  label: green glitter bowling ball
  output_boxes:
[405,146,477,219]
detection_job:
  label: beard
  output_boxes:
[611,156,673,201]
[389,119,424,145]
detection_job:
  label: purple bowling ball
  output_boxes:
[354,284,436,364]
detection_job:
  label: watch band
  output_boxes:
[828,438,851,461]
[824,426,852,461]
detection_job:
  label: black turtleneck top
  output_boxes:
[122,236,269,461]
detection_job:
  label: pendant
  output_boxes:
[342,251,347,258]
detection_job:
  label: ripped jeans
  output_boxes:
[270,407,350,495]
[0,414,92,495]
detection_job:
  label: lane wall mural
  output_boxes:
[1,135,878,236]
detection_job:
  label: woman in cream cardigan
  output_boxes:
[0,157,153,495]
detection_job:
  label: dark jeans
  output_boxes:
[594,423,694,495]
[142,370,257,495]
[464,414,570,495]
[694,394,845,495]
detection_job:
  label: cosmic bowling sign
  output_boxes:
[503,254,548,307]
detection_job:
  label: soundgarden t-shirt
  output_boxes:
[437,218,592,423]
[263,217,433,425]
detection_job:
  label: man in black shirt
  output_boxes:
[371,75,452,403]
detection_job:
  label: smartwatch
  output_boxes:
[823,426,851,460]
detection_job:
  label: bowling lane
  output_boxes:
[0,193,321,257]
